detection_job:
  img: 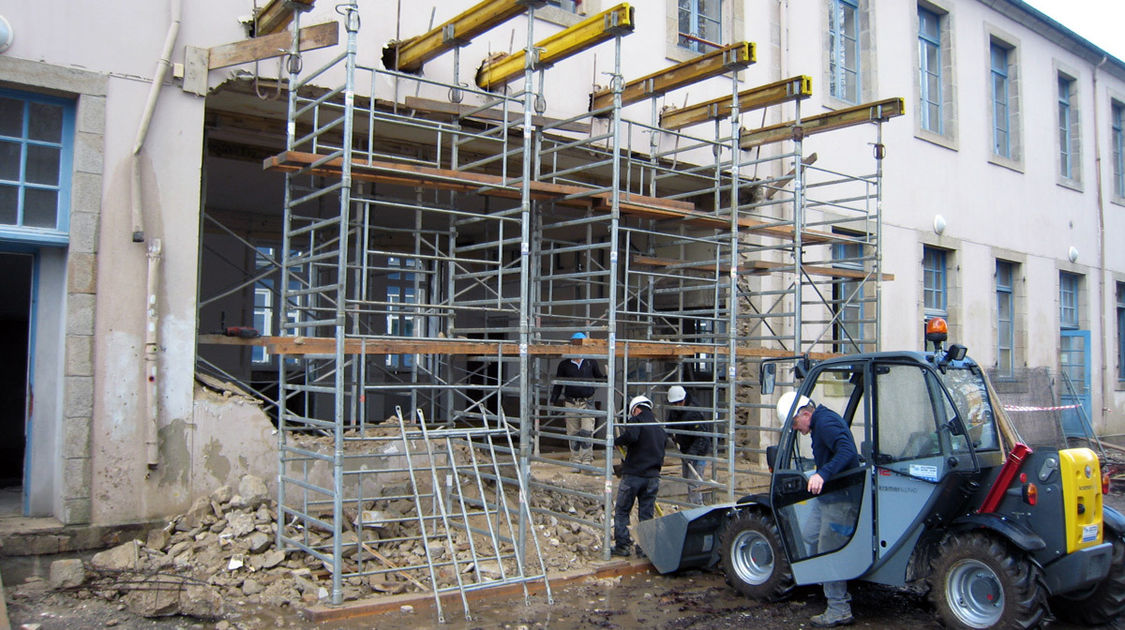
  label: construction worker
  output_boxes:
[549,332,604,465]
[611,395,666,557]
[777,391,860,628]
[666,385,712,504]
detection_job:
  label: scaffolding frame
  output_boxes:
[220,0,903,611]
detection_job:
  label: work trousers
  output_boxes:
[564,398,595,463]
[613,474,659,550]
[682,457,708,504]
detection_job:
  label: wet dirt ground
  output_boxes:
[8,492,1125,630]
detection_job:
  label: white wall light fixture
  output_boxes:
[1068,246,1079,263]
[0,16,12,54]
[932,214,946,235]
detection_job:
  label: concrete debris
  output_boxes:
[91,540,141,572]
[48,559,85,589]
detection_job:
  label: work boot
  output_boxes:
[610,546,631,558]
[633,544,646,559]
[810,609,854,627]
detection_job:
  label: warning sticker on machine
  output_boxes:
[1082,524,1099,543]
[909,464,939,481]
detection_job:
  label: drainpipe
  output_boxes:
[136,0,181,470]
[131,0,182,242]
[145,239,163,468]
[1093,55,1108,433]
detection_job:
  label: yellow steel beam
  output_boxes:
[254,0,316,37]
[383,0,531,73]
[739,97,905,149]
[475,3,634,91]
[659,75,810,131]
[589,41,754,112]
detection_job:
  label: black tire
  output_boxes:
[929,533,1048,630]
[1051,527,1125,625]
[718,509,794,601]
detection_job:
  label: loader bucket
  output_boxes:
[634,505,730,574]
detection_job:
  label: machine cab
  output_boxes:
[766,346,1004,586]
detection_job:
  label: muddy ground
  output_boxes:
[7,491,1125,630]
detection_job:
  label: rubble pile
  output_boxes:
[33,471,608,620]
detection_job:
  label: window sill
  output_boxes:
[1056,177,1083,193]
[914,128,958,152]
[0,226,70,246]
[987,154,1024,174]
[1112,195,1125,208]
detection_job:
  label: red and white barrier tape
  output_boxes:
[1003,404,1079,412]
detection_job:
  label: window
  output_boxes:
[0,89,75,241]
[1117,283,1125,381]
[252,246,306,364]
[918,7,942,134]
[996,261,1014,377]
[678,0,722,53]
[1058,75,1079,181]
[829,0,860,103]
[386,256,421,369]
[923,246,947,317]
[1059,272,1079,330]
[990,42,1011,158]
[1113,101,1124,199]
[833,240,865,353]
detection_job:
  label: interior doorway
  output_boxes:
[0,252,32,515]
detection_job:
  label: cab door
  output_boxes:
[770,362,874,586]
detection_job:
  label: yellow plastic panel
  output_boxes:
[1058,447,1103,553]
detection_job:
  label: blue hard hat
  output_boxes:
[571,332,587,340]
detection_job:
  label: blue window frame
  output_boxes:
[990,43,1010,158]
[1113,101,1124,198]
[678,0,722,53]
[0,89,75,245]
[1058,77,1074,179]
[918,7,942,134]
[923,246,947,317]
[1117,283,1125,381]
[829,0,860,103]
[1060,272,1079,330]
[996,261,1014,377]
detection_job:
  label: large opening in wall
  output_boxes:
[0,252,32,514]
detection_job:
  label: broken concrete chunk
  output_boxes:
[145,527,169,551]
[260,549,286,569]
[48,558,85,589]
[211,485,234,504]
[91,540,141,572]
[247,532,271,554]
[241,578,264,596]
[238,475,270,509]
[225,512,255,538]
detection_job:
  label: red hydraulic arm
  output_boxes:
[977,442,1032,514]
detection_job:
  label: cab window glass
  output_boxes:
[875,364,940,461]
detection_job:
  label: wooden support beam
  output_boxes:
[383,0,531,73]
[197,334,834,360]
[254,0,316,37]
[632,255,893,281]
[659,75,810,131]
[590,41,755,112]
[207,21,339,70]
[739,97,905,149]
[476,3,634,91]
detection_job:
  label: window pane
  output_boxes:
[0,140,20,180]
[0,185,17,224]
[23,187,58,228]
[28,102,63,143]
[26,144,60,185]
[0,97,23,138]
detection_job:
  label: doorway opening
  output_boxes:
[0,252,32,515]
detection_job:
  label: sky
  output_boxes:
[1022,0,1125,62]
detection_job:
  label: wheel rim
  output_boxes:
[946,558,1004,628]
[731,529,774,585]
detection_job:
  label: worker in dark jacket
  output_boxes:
[550,332,605,464]
[611,395,666,557]
[666,385,711,504]
[777,391,860,627]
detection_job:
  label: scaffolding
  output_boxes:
[214,0,906,611]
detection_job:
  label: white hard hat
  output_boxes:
[629,395,653,414]
[775,392,811,422]
[667,385,687,403]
